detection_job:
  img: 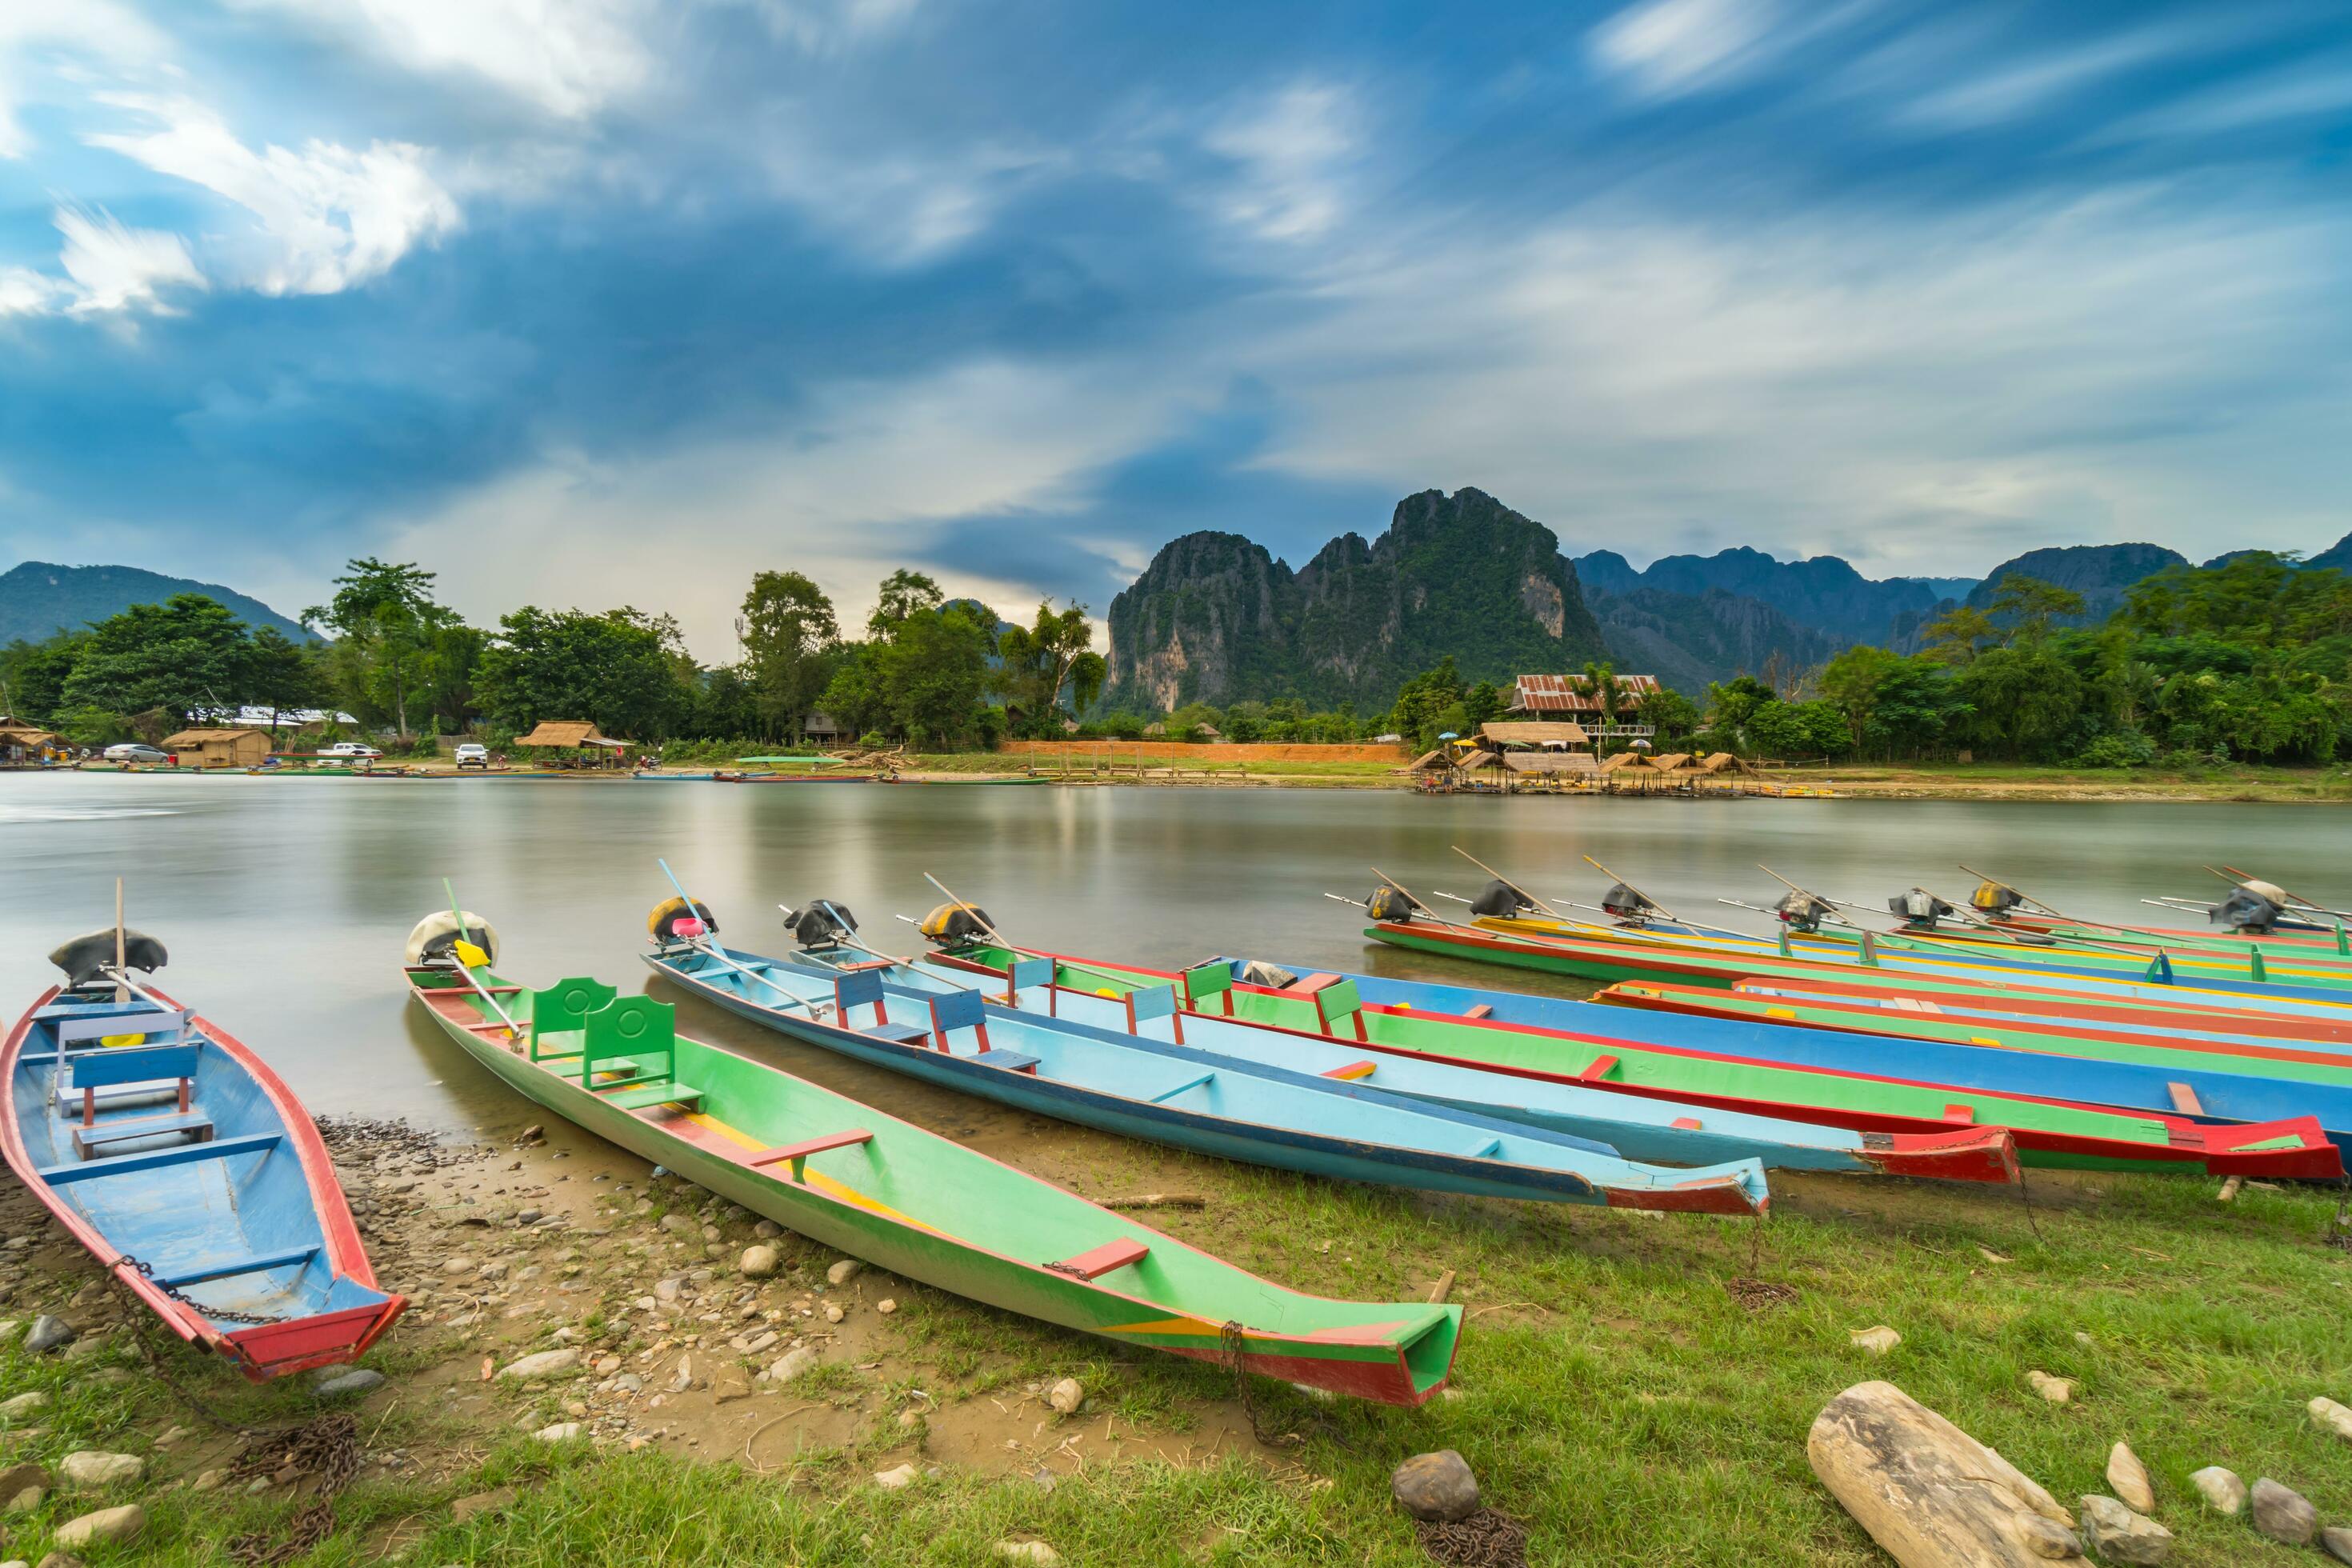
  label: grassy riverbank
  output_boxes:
[5,1114,2352,1565]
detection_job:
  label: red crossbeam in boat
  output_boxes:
[746,1129,874,1182]
[1048,1238,1149,1280]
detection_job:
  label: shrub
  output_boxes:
[2071,731,2156,769]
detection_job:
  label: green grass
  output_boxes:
[6,1166,2352,1563]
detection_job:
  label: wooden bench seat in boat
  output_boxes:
[74,1108,215,1158]
[60,1043,209,1157]
[573,994,703,1110]
[38,1130,281,1185]
[746,1128,873,1182]
[154,1245,319,1289]
[1048,1238,1149,1280]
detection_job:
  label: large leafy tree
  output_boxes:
[59,594,256,722]
[304,558,465,739]
[741,570,838,743]
[244,626,330,728]
[994,600,1105,735]
[874,601,995,747]
[0,631,88,723]
[477,606,691,739]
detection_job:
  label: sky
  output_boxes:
[3,0,2350,657]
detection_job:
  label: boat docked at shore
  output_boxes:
[640,898,1771,1215]
[3,922,406,1379]
[920,937,2340,1178]
[406,908,1462,1404]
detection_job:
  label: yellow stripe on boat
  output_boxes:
[685,1110,944,1236]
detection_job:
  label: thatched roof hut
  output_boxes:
[515,720,629,750]
[1697,751,1754,774]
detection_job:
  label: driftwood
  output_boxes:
[1100,1193,1207,1211]
[1809,1381,2082,1565]
[1427,1269,1457,1304]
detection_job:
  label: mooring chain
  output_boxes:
[112,1252,287,1326]
[2014,1168,2046,1247]
[1218,1319,1333,1448]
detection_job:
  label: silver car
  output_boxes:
[102,742,172,765]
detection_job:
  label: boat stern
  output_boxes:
[1860,1126,2022,1185]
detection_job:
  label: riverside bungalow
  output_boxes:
[162,728,272,768]
[514,720,634,768]
[0,716,60,766]
[1506,673,1662,744]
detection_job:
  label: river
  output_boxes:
[4,774,2338,1139]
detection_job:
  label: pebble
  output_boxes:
[478,1261,508,1281]
[2311,1396,2352,1443]
[2106,1442,2156,1513]
[2190,1466,2245,1515]
[873,1463,918,1490]
[826,1258,863,1286]
[314,1369,385,1399]
[2078,1495,2170,1566]
[192,1469,226,1492]
[2252,1478,2317,1545]
[0,1392,50,1418]
[753,1220,780,1238]
[6,1486,43,1516]
[1391,1450,1479,1523]
[57,1452,142,1490]
[993,1543,1061,1566]
[876,1298,897,1315]
[768,1346,821,1384]
[2026,1371,2071,1404]
[595,1355,623,1375]
[1046,1378,1085,1414]
[1848,1326,1901,1356]
[670,1356,695,1394]
[2326,1526,2352,1566]
[531,1422,584,1443]
[23,1316,74,1355]
[441,1258,475,1276]
[496,1348,582,1382]
[659,1214,695,1235]
[740,1245,779,1278]
[823,1304,844,1325]
[52,1505,144,1550]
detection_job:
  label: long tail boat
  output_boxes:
[641,925,1771,1215]
[5,929,405,1379]
[925,942,2339,1178]
[405,913,1462,1405]
[750,938,2014,1184]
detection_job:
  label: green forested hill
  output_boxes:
[0,562,313,646]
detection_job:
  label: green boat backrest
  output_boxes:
[1317,980,1362,1032]
[1180,964,1232,1006]
[531,977,618,1054]
[584,995,676,1080]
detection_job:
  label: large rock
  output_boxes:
[766,1346,821,1384]
[739,1245,779,1278]
[1046,1378,1084,1415]
[826,1258,863,1286]
[2026,1372,2072,1405]
[22,1316,74,1355]
[1808,1382,2080,1566]
[314,1369,384,1399]
[531,1422,584,1443]
[873,1463,918,1490]
[52,1506,143,1550]
[2078,1496,2168,1565]
[2311,1396,2352,1443]
[1391,1450,1479,1523]
[0,1463,46,1502]
[496,1348,581,1382]
[1850,1326,1901,1356]
[56,1452,142,1490]
[2105,1443,2155,1514]
[2189,1466,2245,1515]
[2324,1526,2352,1566]
[2252,1478,2317,1545]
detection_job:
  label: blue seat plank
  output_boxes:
[864,1022,931,1046]
[155,1245,319,1288]
[73,1110,214,1157]
[980,1051,1041,1074]
[37,1132,282,1186]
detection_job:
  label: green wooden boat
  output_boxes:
[930,942,2336,1176]
[402,917,1459,1405]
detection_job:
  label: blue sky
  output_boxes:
[3,0,2350,655]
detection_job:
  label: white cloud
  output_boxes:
[86,94,459,294]
[1903,31,2187,130]
[734,0,924,55]
[1590,0,1780,100]
[53,205,205,314]
[221,0,653,119]
[2096,60,2352,143]
[374,359,1190,655]
[760,130,1063,265]
[1203,81,1361,242]
[1235,187,2352,574]
[0,1,166,158]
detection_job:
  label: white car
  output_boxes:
[322,741,383,759]
[454,742,490,769]
[102,742,172,766]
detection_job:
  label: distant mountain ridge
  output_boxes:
[1104,488,1609,710]
[0,562,313,646]
[1574,546,1969,648]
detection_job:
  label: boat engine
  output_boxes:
[1772,890,1834,934]
[1366,886,1415,923]
[403,910,498,968]
[785,899,859,949]
[647,896,718,945]
[1969,880,2024,918]
[1468,879,1535,918]
[48,927,169,990]
[2210,882,2286,934]
[918,902,994,946]
[1601,882,1661,925]
[1887,888,1956,929]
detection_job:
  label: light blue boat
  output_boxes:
[641,938,1771,1215]
[772,947,2015,1185]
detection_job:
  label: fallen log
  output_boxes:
[1809,1381,2082,1565]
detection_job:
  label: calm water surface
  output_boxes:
[3,775,2342,1139]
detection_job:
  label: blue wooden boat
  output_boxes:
[641,930,1770,1215]
[1198,950,2352,1158]
[2,934,406,1380]
[771,945,2016,1185]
